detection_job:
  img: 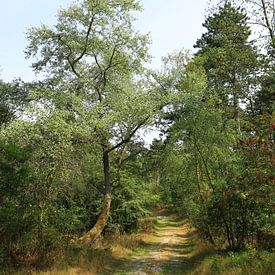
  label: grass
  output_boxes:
[160,236,275,275]
[2,216,157,275]
[110,215,275,275]
[28,217,157,275]
[33,234,146,275]
[7,214,275,275]
[191,249,275,275]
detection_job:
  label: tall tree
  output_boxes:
[233,0,275,51]
[194,2,259,129]
[25,0,157,245]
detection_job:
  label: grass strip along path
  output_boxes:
[35,211,274,274]
[109,212,206,275]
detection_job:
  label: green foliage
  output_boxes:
[0,79,28,126]
[254,68,275,115]
[155,2,273,252]
[194,2,259,117]
[158,68,274,250]
[111,170,152,232]
[0,0,274,272]
[209,249,275,274]
[0,116,96,268]
[0,141,34,266]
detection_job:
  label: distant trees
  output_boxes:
[156,1,274,251]
[0,80,28,126]
[0,0,274,270]
[195,2,259,126]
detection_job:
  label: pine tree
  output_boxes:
[194,2,259,124]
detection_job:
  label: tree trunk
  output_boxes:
[79,148,112,246]
[233,93,241,132]
[195,158,215,245]
[260,0,275,50]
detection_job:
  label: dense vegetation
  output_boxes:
[0,0,274,271]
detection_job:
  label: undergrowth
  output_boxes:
[7,217,157,274]
[189,242,275,275]
[5,215,275,275]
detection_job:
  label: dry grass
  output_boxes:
[33,247,114,275]
[11,215,275,275]
[138,216,158,234]
[28,218,155,275]
[107,232,144,259]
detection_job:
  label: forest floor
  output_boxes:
[32,210,275,275]
[35,211,208,275]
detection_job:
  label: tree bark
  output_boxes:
[79,148,112,245]
[78,120,149,245]
[260,0,275,50]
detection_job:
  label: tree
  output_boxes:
[156,54,273,250]
[194,2,259,129]
[0,80,28,126]
[254,69,275,114]
[211,0,274,49]
[25,0,157,245]
[233,0,275,51]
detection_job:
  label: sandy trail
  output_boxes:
[115,214,195,275]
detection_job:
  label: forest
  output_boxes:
[0,0,274,274]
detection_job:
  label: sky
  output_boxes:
[0,0,208,82]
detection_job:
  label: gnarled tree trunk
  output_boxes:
[78,120,148,245]
[79,148,112,245]
[78,192,111,245]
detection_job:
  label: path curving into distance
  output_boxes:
[113,213,200,275]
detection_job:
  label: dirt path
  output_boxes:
[113,214,198,275]
[33,213,205,275]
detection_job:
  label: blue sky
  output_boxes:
[0,0,208,82]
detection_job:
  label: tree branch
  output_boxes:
[102,46,118,89]
[106,116,150,154]
[261,0,275,48]
[73,13,95,65]
[57,35,81,78]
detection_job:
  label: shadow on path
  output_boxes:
[108,214,211,275]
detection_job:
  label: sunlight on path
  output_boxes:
[113,214,196,275]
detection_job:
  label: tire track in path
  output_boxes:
[114,213,196,275]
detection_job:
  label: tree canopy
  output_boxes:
[0,0,274,271]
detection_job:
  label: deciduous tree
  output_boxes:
[25,0,156,245]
